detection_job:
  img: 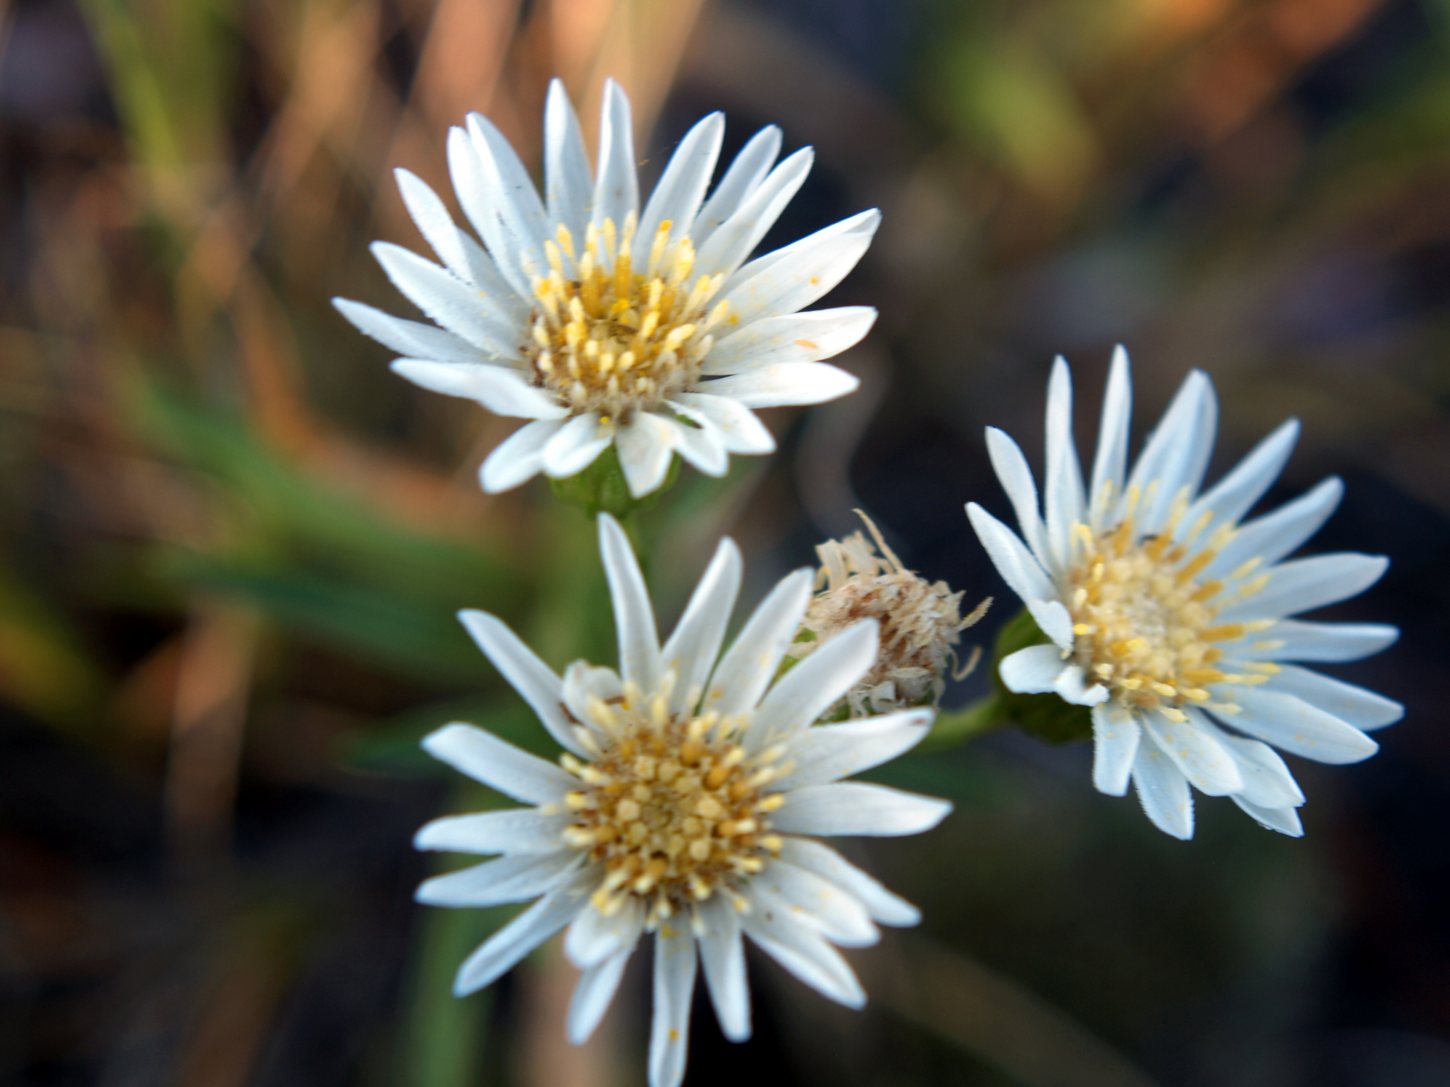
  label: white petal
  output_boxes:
[740,895,865,1009]
[703,307,877,374]
[466,111,550,259]
[333,298,483,365]
[458,610,585,755]
[776,837,920,927]
[415,809,570,855]
[985,427,1051,567]
[648,930,698,1087]
[637,112,724,245]
[671,393,776,454]
[771,782,951,837]
[544,79,592,239]
[1197,722,1305,809]
[1223,553,1388,621]
[694,147,813,276]
[1043,356,1086,568]
[709,568,814,716]
[695,897,750,1042]
[1183,418,1299,534]
[1091,702,1140,796]
[1027,598,1076,650]
[453,872,592,996]
[417,852,580,907]
[722,227,875,326]
[421,722,573,804]
[1143,712,1243,797]
[564,899,645,969]
[394,168,522,312]
[755,864,879,947]
[693,125,783,245]
[541,413,613,479]
[592,80,639,236]
[699,361,858,408]
[1228,686,1379,764]
[1231,796,1305,836]
[1051,664,1109,707]
[751,620,880,743]
[391,360,566,420]
[661,537,743,716]
[1257,620,1399,663]
[567,949,631,1045]
[370,242,521,358]
[446,125,534,301]
[1124,370,1214,534]
[965,502,1058,607]
[776,709,934,790]
[1088,345,1132,527]
[732,208,879,284]
[479,419,563,493]
[668,415,728,477]
[1263,665,1402,730]
[598,513,662,691]
[616,412,677,497]
[1131,735,1194,839]
[1209,478,1342,578]
[998,644,1067,694]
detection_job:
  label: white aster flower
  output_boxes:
[416,514,949,1087]
[966,348,1401,839]
[336,79,878,498]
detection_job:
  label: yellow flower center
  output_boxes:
[1064,492,1276,719]
[525,215,732,421]
[560,679,788,925]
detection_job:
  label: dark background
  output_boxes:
[1,0,1446,1084]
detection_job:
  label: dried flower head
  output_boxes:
[792,511,989,717]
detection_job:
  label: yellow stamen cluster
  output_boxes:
[525,214,732,421]
[795,511,989,717]
[1066,488,1277,720]
[559,677,790,926]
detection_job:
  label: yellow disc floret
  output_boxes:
[559,676,789,926]
[525,215,732,421]
[1064,489,1277,720]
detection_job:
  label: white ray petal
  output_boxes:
[741,894,865,1009]
[965,502,1058,608]
[1088,345,1132,527]
[1255,620,1399,663]
[458,610,585,754]
[1229,685,1379,764]
[1124,370,1213,534]
[567,949,631,1045]
[694,147,813,276]
[1208,478,1342,577]
[421,723,574,804]
[999,644,1068,694]
[698,362,858,408]
[775,709,934,790]
[985,427,1051,567]
[637,111,724,244]
[1091,702,1140,796]
[776,837,920,927]
[1183,418,1299,535]
[755,863,879,948]
[709,568,814,716]
[544,79,592,239]
[1231,796,1305,836]
[391,360,566,420]
[541,413,613,479]
[564,899,645,969]
[668,415,728,477]
[592,80,639,237]
[695,897,751,1042]
[722,225,875,326]
[415,809,571,855]
[1223,553,1388,621]
[672,393,776,454]
[479,419,563,493]
[770,782,951,837]
[693,125,783,245]
[702,307,877,374]
[648,930,698,1087]
[417,852,580,907]
[332,298,484,366]
[1131,734,1194,839]
[616,412,678,497]
[1262,664,1403,730]
[370,242,519,357]
[751,620,880,743]
[661,537,743,716]
[453,871,592,996]
[598,513,662,691]
[1043,356,1086,568]
[1143,712,1243,797]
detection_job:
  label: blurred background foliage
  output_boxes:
[1,0,1447,1084]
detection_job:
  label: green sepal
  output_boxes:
[548,444,680,519]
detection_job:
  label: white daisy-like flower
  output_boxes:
[336,79,878,498]
[966,348,1401,839]
[416,514,948,1087]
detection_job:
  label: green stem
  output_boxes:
[922,690,1007,751]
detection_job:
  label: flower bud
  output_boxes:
[791,511,990,718]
